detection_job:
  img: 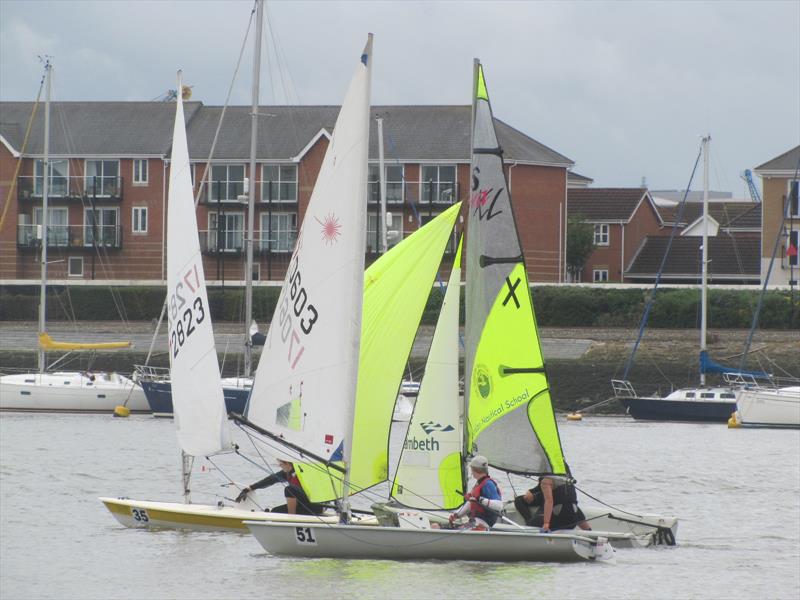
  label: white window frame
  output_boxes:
[34,159,69,197]
[210,164,245,202]
[208,211,244,252]
[83,207,120,247]
[68,256,84,277]
[420,164,457,204]
[33,207,69,247]
[368,164,404,204]
[84,159,120,197]
[260,212,297,253]
[133,159,149,185]
[132,206,148,234]
[594,223,610,246]
[261,164,298,203]
[593,269,609,282]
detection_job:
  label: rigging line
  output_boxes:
[193,1,256,207]
[571,483,648,519]
[740,153,800,370]
[623,143,703,381]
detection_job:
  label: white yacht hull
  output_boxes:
[100,497,377,532]
[734,386,800,428]
[245,520,614,562]
[0,372,149,413]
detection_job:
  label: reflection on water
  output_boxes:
[0,414,798,600]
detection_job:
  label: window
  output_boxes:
[260,212,297,252]
[208,212,244,252]
[720,393,736,399]
[210,165,245,202]
[132,207,148,233]
[594,224,609,246]
[368,164,404,204]
[366,212,404,253]
[133,159,148,185]
[700,393,716,399]
[85,160,120,197]
[685,392,696,399]
[34,159,69,197]
[420,165,456,204]
[261,165,297,203]
[593,269,609,282]
[68,257,83,277]
[84,208,119,247]
[790,180,799,217]
[789,230,798,267]
[33,207,69,246]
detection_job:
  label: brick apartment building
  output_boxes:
[0,102,574,285]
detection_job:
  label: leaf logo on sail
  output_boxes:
[420,421,455,435]
[475,364,492,400]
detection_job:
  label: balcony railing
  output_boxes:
[199,230,297,254]
[367,180,461,205]
[17,176,124,202]
[17,224,122,249]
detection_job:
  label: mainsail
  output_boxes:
[465,61,565,476]
[247,36,373,464]
[391,237,464,510]
[167,75,230,456]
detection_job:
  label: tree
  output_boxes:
[566,215,595,282]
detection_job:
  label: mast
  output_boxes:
[700,135,710,386]
[377,116,387,254]
[244,0,264,377]
[38,60,52,374]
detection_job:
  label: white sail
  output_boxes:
[391,240,464,510]
[247,36,373,462]
[167,75,230,456]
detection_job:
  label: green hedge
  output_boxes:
[1,284,797,329]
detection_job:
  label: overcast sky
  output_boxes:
[1,0,798,194]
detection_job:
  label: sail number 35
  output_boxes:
[168,264,206,359]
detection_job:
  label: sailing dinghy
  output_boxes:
[245,61,620,563]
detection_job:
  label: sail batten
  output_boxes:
[465,61,565,476]
[167,74,230,457]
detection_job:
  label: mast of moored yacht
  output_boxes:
[700,135,710,387]
[38,60,52,374]
[244,0,264,378]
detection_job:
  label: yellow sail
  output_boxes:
[38,333,132,351]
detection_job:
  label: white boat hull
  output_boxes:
[99,497,377,532]
[735,386,800,428]
[0,372,149,413]
[245,521,614,562]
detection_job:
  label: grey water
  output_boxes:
[1,413,798,600]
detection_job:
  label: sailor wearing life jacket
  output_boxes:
[236,459,323,515]
[448,455,503,531]
[513,468,591,532]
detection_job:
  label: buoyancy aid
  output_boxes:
[286,469,301,488]
[467,475,501,524]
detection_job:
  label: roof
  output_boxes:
[0,102,573,166]
[625,234,760,279]
[0,101,202,156]
[656,202,761,230]
[567,170,593,187]
[567,187,651,221]
[754,144,800,174]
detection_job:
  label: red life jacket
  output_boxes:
[468,475,500,519]
[286,469,301,488]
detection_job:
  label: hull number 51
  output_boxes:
[294,526,317,545]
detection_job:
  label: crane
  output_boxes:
[741,169,761,203]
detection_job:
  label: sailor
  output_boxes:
[447,455,503,531]
[513,467,591,532]
[236,459,323,516]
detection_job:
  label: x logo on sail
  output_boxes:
[503,276,521,309]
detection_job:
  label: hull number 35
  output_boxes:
[294,526,317,545]
[131,508,149,523]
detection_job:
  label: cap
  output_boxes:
[469,455,489,471]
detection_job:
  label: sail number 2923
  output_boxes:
[168,264,206,359]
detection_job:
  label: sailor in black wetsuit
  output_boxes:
[236,460,323,515]
[514,469,591,532]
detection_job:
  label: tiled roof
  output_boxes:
[657,202,761,229]
[568,171,593,184]
[754,144,800,173]
[567,187,650,221]
[0,102,573,166]
[625,234,760,279]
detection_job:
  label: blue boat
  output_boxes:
[136,366,251,417]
